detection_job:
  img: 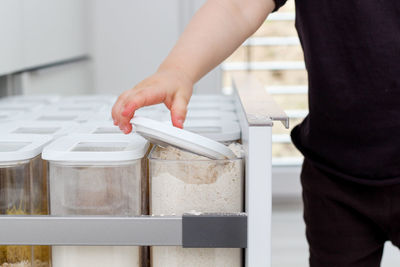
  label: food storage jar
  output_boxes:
[0,121,78,140]
[183,119,241,144]
[131,117,244,267]
[148,144,244,267]
[42,134,149,267]
[0,134,53,267]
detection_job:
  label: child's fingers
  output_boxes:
[170,94,189,129]
[118,88,167,134]
[112,91,130,125]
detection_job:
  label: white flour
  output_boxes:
[150,144,244,267]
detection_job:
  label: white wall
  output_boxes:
[89,0,222,95]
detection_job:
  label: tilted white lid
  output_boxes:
[187,101,235,111]
[132,117,236,160]
[0,134,53,162]
[183,120,241,142]
[74,122,123,135]
[186,110,238,121]
[42,134,149,162]
[0,121,78,139]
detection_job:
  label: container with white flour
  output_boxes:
[42,134,149,267]
[149,144,244,267]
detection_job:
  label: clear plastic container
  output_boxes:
[148,144,244,267]
[0,134,52,267]
[42,134,150,267]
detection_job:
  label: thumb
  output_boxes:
[170,95,188,129]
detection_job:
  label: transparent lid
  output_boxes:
[42,134,149,162]
[132,117,236,160]
[0,121,78,138]
[0,134,53,162]
[183,120,241,142]
[186,110,238,121]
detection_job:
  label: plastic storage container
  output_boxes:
[149,145,244,267]
[42,134,150,267]
[0,134,52,267]
[132,117,244,267]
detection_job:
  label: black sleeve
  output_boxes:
[272,0,288,12]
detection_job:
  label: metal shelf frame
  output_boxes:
[0,73,287,267]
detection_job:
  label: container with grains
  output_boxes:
[42,134,149,267]
[0,134,53,267]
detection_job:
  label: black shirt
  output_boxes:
[274,0,400,185]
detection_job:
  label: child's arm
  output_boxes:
[112,0,276,133]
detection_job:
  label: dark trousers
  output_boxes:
[301,159,400,267]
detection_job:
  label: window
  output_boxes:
[222,0,306,166]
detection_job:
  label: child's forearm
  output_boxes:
[159,0,275,83]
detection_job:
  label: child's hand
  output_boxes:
[112,68,193,134]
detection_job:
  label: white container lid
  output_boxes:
[0,134,53,162]
[186,110,238,121]
[29,111,92,123]
[187,101,236,111]
[74,122,123,134]
[42,134,149,162]
[183,120,241,142]
[1,95,60,104]
[191,94,234,103]
[0,103,44,113]
[62,94,117,105]
[46,103,107,113]
[132,117,236,160]
[0,111,24,123]
[0,121,78,139]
